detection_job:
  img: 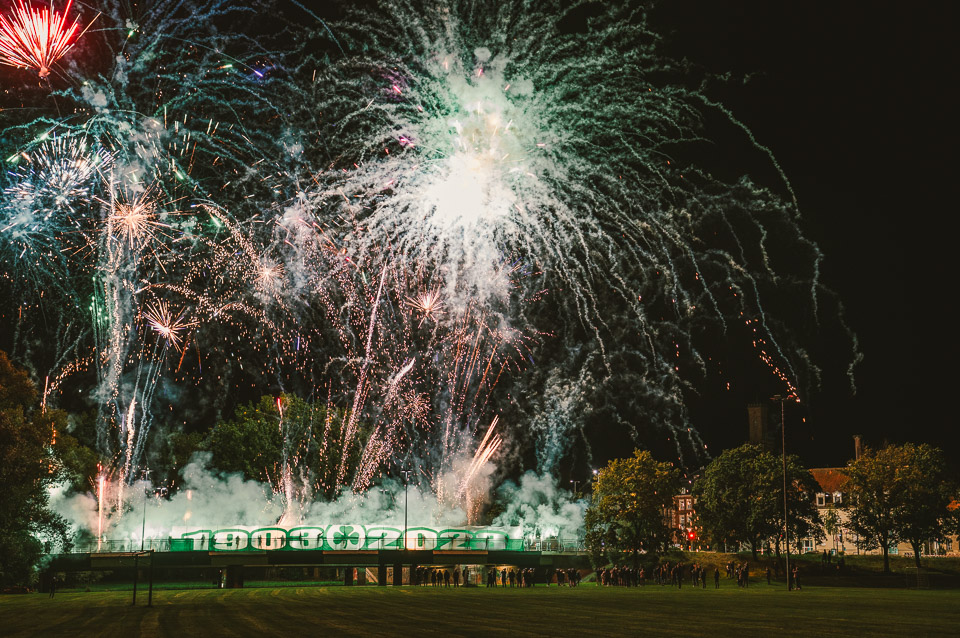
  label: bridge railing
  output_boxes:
[65,536,587,554]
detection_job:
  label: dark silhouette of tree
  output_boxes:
[0,351,71,586]
[694,443,821,559]
[844,443,956,571]
[585,449,679,567]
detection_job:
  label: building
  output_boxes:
[664,491,700,549]
[801,465,958,558]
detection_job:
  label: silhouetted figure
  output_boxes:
[714,568,720,589]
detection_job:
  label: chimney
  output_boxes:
[747,404,768,448]
[853,434,862,461]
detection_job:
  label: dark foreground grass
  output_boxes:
[2,583,958,637]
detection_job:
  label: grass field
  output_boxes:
[2,582,959,637]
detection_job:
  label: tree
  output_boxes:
[154,429,207,484]
[208,395,284,482]
[823,508,840,553]
[53,429,101,494]
[893,445,955,568]
[694,443,821,559]
[0,351,71,587]
[844,443,956,571]
[208,394,357,499]
[584,449,679,567]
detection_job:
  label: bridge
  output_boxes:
[46,525,589,589]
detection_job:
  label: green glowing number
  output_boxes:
[250,527,288,550]
[405,527,438,550]
[437,529,473,550]
[473,530,508,550]
[177,529,212,551]
[212,528,250,550]
[363,526,402,550]
[287,526,325,550]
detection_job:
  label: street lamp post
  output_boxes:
[772,395,790,591]
[401,469,413,550]
[140,491,148,552]
[132,468,152,607]
[570,479,580,496]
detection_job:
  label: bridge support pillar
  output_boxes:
[343,567,354,586]
[393,563,403,586]
[378,563,387,586]
[357,568,367,586]
[225,565,244,589]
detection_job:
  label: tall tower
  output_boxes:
[747,403,770,449]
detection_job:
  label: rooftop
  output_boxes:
[809,467,850,494]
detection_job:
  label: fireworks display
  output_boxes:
[0,0,85,77]
[0,0,855,540]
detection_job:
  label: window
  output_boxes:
[802,539,814,553]
[816,493,826,507]
[833,492,843,504]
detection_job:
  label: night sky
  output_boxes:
[0,0,953,479]
[649,1,955,471]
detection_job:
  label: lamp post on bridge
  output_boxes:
[139,469,152,552]
[401,469,413,550]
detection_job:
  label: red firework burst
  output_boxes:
[0,0,82,78]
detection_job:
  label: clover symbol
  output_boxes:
[333,525,360,548]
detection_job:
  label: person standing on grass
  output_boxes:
[792,565,801,590]
[454,566,461,588]
[48,575,56,598]
[714,567,720,588]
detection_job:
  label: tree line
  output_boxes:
[585,443,959,573]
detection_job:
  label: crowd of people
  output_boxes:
[414,566,466,587]
[596,562,715,588]
[482,567,582,587]
[410,561,799,589]
[412,566,587,587]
